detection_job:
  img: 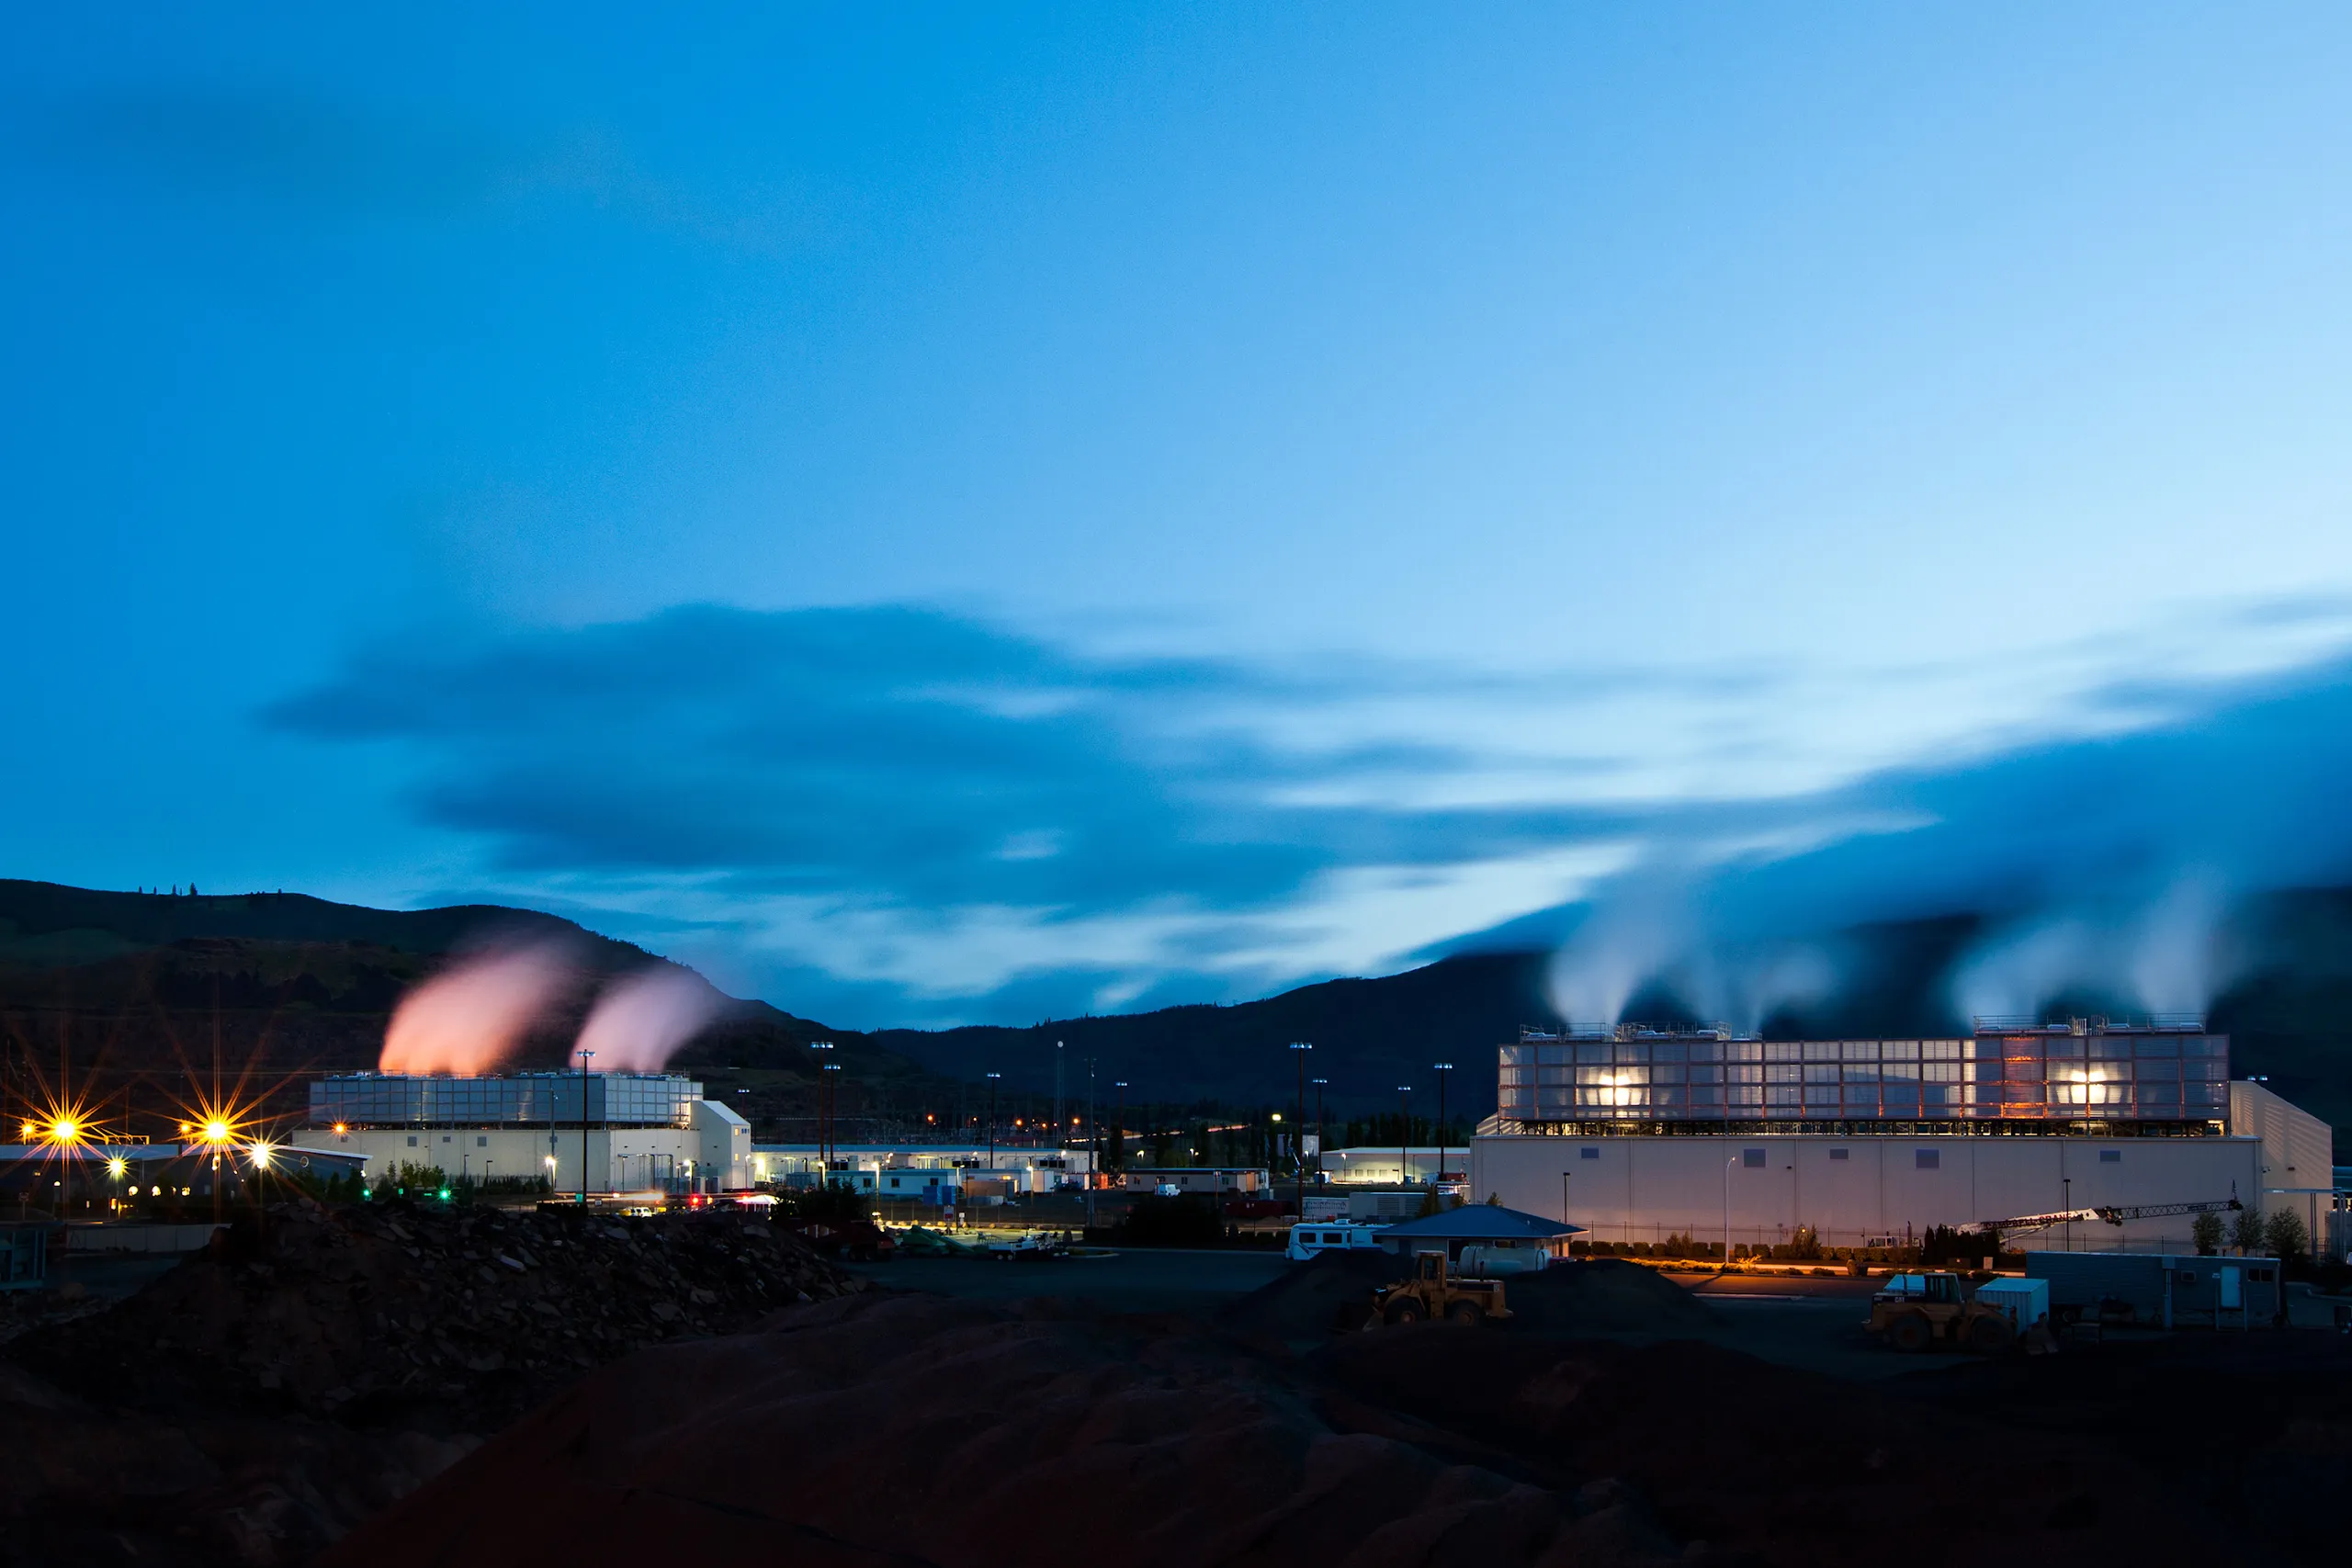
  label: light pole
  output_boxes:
[576,1048,594,1203]
[1289,1043,1312,1219]
[1396,1086,1412,1190]
[986,1073,1001,1186]
[1114,1080,1127,1186]
[811,1042,836,1177]
[1085,1057,1099,1231]
[1724,1155,1738,1271]
[2063,1176,2073,1253]
[1432,1062,1454,1195]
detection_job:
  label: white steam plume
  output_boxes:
[380,942,573,1076]
[575,966,724,1071]
[1545,886,1690,1025]
[1949,875,2241,1023]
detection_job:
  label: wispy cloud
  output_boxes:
[268,598,2352,1027]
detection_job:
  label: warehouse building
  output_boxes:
[1472,1020,2339,1256]
[750,1143,1094,1197]
[309,1072,751,1194]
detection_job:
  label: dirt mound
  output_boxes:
[0,1199,858,1565]
[1498,1259,1717,1335]
[319,1292,1685,1568]
[1220,1255,1713,1341]
[1217,1247,1408,1338]
[322,1288,2257,1568]
[16,1198,857,1428]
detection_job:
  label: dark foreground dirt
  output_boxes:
[0,1199,858,1565]
[11,1228,2352,1568]
[319,1274,2341,1568]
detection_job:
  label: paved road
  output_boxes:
[848,1247,1291,1314]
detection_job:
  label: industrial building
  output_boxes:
[1472,1020,2342,1256]
[309,1071,751,1194]
[750,1143,1095,1198]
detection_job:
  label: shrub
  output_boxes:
[2190,1210,2223,1256]
[2263,1208,2310,1263]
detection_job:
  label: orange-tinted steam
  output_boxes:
[575,966,723,1071]
[379,943,572,1075]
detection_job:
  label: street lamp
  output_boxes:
[575,1048,595,1204]
[1288,1043,1312,1219]
[1724,1154,1739,1271]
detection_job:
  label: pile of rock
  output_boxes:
[0,1200,860,1566]
[15,1198,860,1431]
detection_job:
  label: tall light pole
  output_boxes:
[1432,1062,1454,1194]
[1396,1086,1412,1190]
[811,1042,836,1178]
[986,1073,1001,1184]
[576,1049,594,1203]
[1289,1043,1312,1218]
[1085,1057,1099,1230]
[1310,1078,1328,1188]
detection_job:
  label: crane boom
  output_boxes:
[1958,1194,2241,1237]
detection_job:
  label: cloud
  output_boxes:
[271,600,2352,1028]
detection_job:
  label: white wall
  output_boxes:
[1471,1132,2264,1253]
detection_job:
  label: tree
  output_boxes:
[2190,1210,2223,1256]
[2263,1207,2310,1263]
[2231,1205,2266,1255]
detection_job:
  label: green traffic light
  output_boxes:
[437,1188,451,1200]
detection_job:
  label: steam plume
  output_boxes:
[380,942,573,1075]
[575,965,723,1071]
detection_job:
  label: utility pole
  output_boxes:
[1086,1057,1098,1230]
[1114,1080,1127,1177]
[1288,1043,1313,1219]
[576,1049,595,1204]
[1054,1042,1065,1146]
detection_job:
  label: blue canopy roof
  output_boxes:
[1373,1204,1581,1239]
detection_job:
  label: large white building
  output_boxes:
[309,1071,752,1194]
[1471,1021,2341,1256]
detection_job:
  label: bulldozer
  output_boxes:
[1370,1252,1513,1326]
[1865,1270,2015,1353]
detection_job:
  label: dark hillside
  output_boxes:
[0,883,934,1145]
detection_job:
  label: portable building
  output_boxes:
[2025,1251,2282,1328]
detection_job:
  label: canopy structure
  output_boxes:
[1373,1204,1581,1257]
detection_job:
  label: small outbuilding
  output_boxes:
[2026,1251,2284,1328]
[1374,1204,1580,1272]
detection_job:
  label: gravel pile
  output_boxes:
[13,1197,861,1431]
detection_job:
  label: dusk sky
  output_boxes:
[8,6,2352,1027]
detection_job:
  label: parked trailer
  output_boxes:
[2025,1251,2282,1329]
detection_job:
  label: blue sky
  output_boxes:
[6,6,2352,1027]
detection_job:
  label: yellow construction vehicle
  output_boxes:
[1371,1253,1514,1326]
[1865,1270,2015,1353]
